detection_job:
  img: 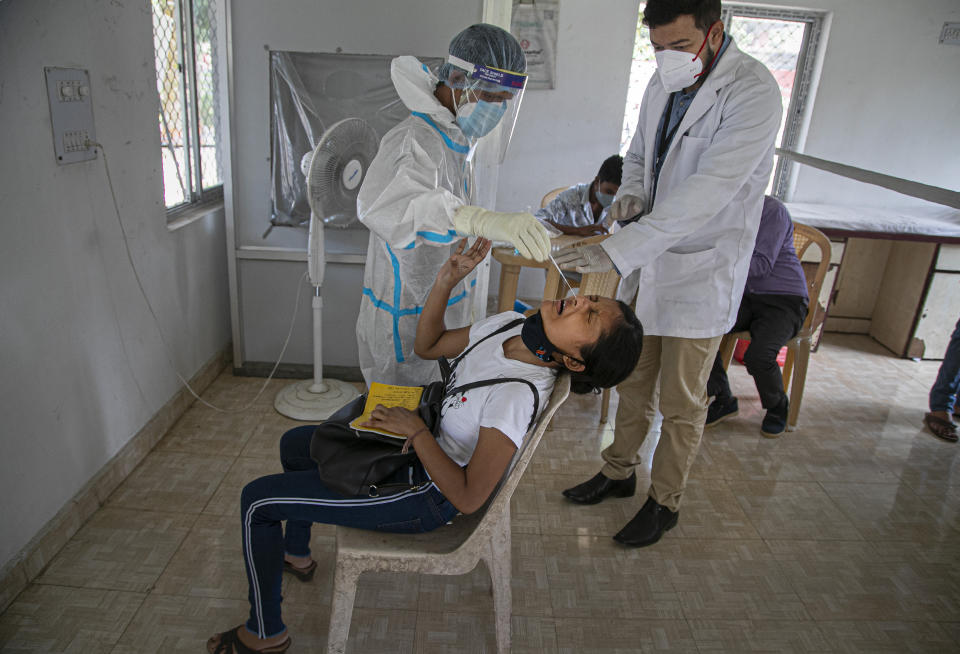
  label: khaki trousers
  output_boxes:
[601,334,722,512]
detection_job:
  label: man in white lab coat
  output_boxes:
[556,0,782,547]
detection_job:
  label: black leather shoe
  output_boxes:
[761,397,788,438]
[705,396,738,427]
[613,497,678,547]
[562,471,636,505]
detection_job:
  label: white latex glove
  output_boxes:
[453,205,551,262]
[553,243,615,274]
[606,194,645,224]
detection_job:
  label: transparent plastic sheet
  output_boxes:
[269,52,443,230]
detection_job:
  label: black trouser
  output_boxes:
[707,293,808,410]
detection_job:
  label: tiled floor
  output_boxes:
[2,333,959,653]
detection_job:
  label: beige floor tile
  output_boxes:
[531,425,615,477]
[202,456,284,517]
[686,619,830,653]
[153,513,337,607]
[556,616,697,653]
[0,584,144,654]
[157,405,260,456]
[415,612,558,654]
[511,473,542,535]
[339,607,418,654]
[669,478,761,540]
[768,539,960,621]
[535,474,644,537]
[106,451,234,514]
[542,535,682,620]
[816,620,956,653]
[192,373,286,412]
[109,592,371,654]
[659,539,809,621]
[693,436,814,482]
[8,334,960,653]
[111,594,251,654]
[943,622,960,647]
[887,438,960,497]
[819,481,960,543]
[36,507,195,593]
[550,391,613,429]
[240,412,315,459]
[728,480,864,540]
[348,571,420,611]
[416,533,552,618]
[783,441,902,484]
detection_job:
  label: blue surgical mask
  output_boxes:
[456,100,507,139]
[595,191,615,208]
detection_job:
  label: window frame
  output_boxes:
[720,4,827,199]
[154,0,224,220]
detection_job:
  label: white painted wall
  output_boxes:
[778,0,960,208]
[0,0,231,568]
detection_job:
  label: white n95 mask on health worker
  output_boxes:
[654,49,703,93]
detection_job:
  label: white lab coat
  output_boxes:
[356,56,476,387]
[603,38,782,339]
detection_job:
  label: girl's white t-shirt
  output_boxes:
[434,312,558,466]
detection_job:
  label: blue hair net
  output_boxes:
[437,23,527,84]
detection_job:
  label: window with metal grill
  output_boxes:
[151,0,223,212]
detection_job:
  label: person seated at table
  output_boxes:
[206,237,644,654]
[536,155,623,237]
[705,196,808,437]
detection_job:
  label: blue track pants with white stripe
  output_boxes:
[240,424,459,638]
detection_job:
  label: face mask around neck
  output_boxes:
[520,310,585,366]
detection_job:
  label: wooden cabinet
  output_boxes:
[822,240,959,360]
[910,245,960,359]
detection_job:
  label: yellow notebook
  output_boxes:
[348,382,424,440]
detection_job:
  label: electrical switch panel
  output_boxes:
[941,23,960,45]
[45,67,97,164]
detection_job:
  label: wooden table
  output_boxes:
[491,234,619,312]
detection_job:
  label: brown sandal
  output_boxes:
[283,558,316,582]
[923,413,958,443]
[207,626,291,654]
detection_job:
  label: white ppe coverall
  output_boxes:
[605,38,783,339]
[356,56,476,387]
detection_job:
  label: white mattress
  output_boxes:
[784,202,960,238]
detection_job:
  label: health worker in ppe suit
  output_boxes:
[356,23,550,387]
[555,0,782,548]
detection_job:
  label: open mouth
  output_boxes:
[556,299,566,315]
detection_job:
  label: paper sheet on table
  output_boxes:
[349,382,424,439]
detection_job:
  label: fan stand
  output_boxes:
[275,119,376,421]
[274,286,360,420]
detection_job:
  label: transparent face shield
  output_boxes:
[443,54,527,162]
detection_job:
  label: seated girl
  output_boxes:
[208,237,644,654]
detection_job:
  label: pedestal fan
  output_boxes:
[274,118,379,420]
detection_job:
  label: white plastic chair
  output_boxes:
[325,373,571,654]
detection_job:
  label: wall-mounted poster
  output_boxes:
[511,0,559,90]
